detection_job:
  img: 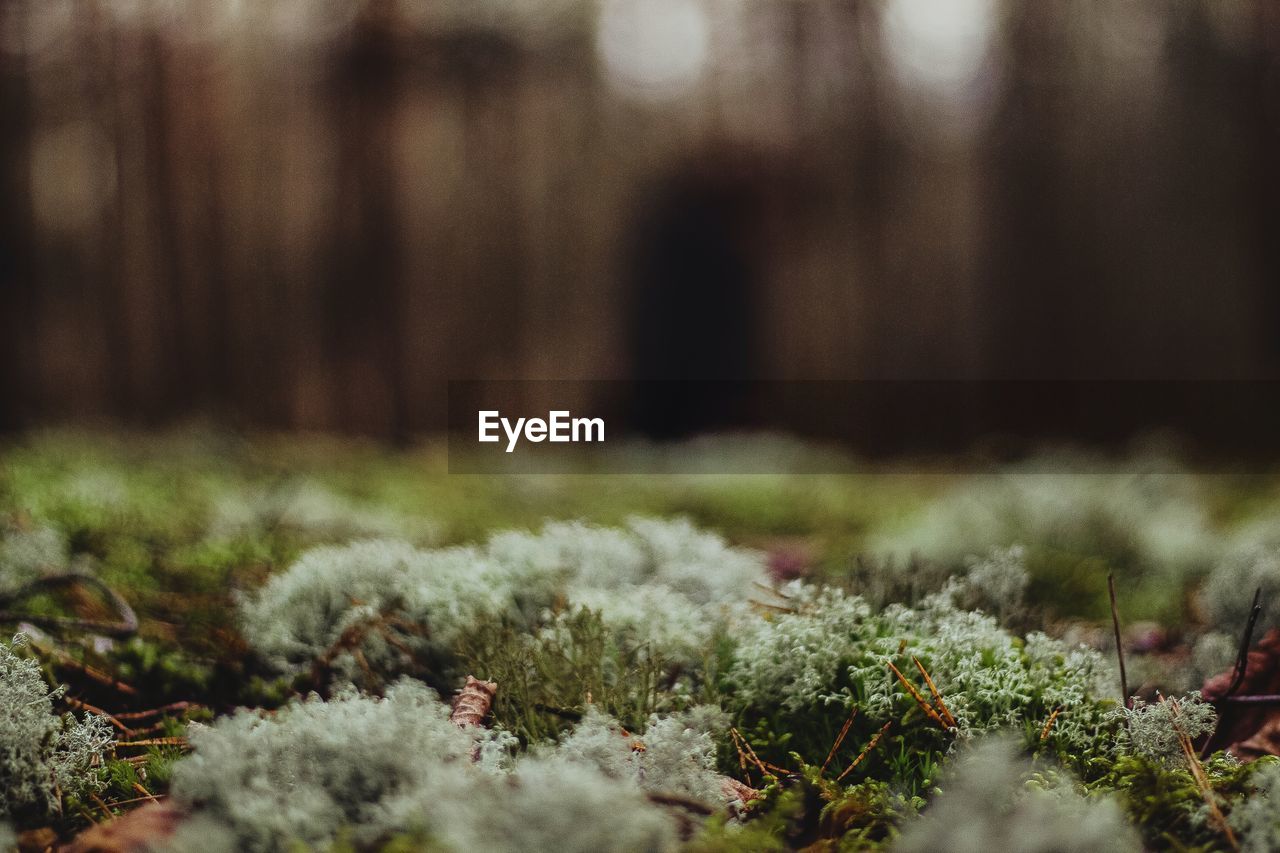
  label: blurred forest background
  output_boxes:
[0,0,1277,440]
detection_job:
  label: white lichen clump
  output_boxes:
[870,452,1217,580]
[165,681,686,853]
[239,517,769,684]
[952,545,1030,618]
[893,737,1140,853]
[1118,692,1217,765]
[0,635,114,820]
[548,706,726,804]
[488,517,767,653]
[238,540,524,685]
[728,583,1114,751]
[168,681,489,850]
[206,479,437,545]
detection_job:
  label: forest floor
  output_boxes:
[2,429,1279,852]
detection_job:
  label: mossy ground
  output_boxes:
[2,428,1278,850]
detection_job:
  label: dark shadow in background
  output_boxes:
[627,151,768,439]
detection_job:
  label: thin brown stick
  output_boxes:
[1226,588,1264,698]
[836,721,893,783]
[1108,573,1129,709]
[121,720,172,738]
[65,696,179,738]
[887,661,948,730]
[351,647,375,682]
[729,728,749,773]
[376,625,419,659]
[751,580,794,600]
[912,657,957,729]
[309,606,428,691]
[821,706,859,775]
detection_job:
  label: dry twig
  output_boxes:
[1226,588,1264,698]
[1109,573,1129,710]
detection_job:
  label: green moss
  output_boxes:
[456,608,677,744]
[1090,753,1260,851]
[689,766,913,853]
[723,586,1118,794]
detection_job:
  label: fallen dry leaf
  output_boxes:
[1203,628,1280,759]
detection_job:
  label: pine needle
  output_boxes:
[115,737,189,749]
[112,701,198,721]
[91,792,115,821]
[887,661,948,731]
[1162,695,1239,851]
[131,782,160,804]
[729,728,789,778]
[821,705,859,775]
[836,721,893,783]
[63,696,129,734]
[28,639,138,696]
[912,657,957,729]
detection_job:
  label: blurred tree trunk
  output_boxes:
[1252,0,1280,371]
[142,28,185,419]
[980,2,1079,378]
[0,0,34,430]
[324,0,408,440]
